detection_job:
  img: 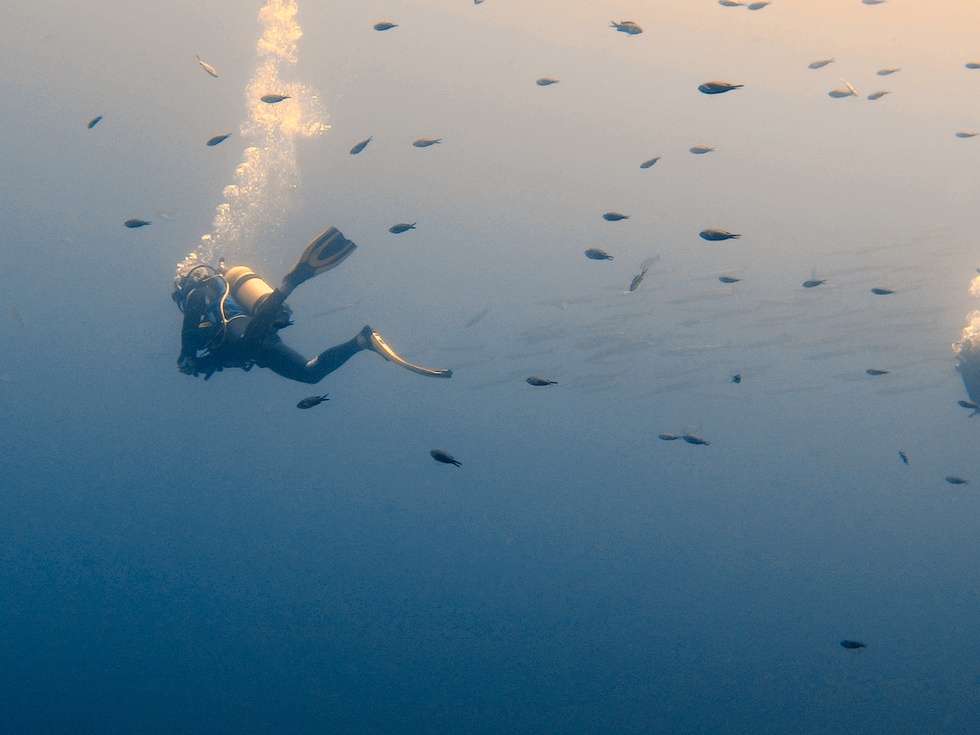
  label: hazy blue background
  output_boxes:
[2,0,979,732]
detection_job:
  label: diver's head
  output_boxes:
[172,261,219,310]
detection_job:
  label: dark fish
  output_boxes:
[373,21,398,31]
[350,137,372,154]
[658,433,680,441]
[610,20,642,35]
[945,475,969,485]
[803,279,826,288]
[870,287,895,295]
[640,157,661,168]
[464,307,490,328]
[536,77,559,86]
[809,58,834,69]
[124,218,151,228]
[700,228,740,241]
[389,222,416,234]
[867,91,890,100]
[629,267,649,292]
[955,131,978,138]
[603,211,629,221]
[877,67,901,75]
[862,0,885,4]
[261,93,290,103]
[840,640,867,649]
[719,275,741,284]
[957,399,979,409]
[718,0,744,5]
[196,55,218,78]
[828,88,857,99]
[526,376,557,386]
[296,394,329,409]
[206,133,231,147]
[732,373,741,384]
[899,451,909,465]
[698,81,743,94]
[747,2,770,9]
[966,62,980,70]
[413,137,441,147]
[682,434,710,445]
[87,115,103,129]
[866,368,889,376]
[585,248,613,260]
[690,145,715,154]
[431,449,461,466]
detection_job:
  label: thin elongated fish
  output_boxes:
[867,91,890,100]
[840,640,867,649]
[747,2,770,9]
[206,133,231,147]
[966,62,980,70]
[870,287,895,295]
[640,156,660,168]
[945,475,968,485]
[87,115,103,129]
[659,433,680,441]
[955,131,978,138]
[718,0,744,6]
[866,368,889,376]
[413,138,441,147]
[629,267,649,292]
[350,137,372,155]
[526,376,557,386]
[690,145,715,154]
[899,451,909,465]
[809,58,834,69]
[195,55,218,78]
[877,67,901,75]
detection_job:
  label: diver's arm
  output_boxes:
[177,288,209,369]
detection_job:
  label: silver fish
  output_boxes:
[867,91,890,100]
[700,228,740,241]
[603,211,629,221]
[698,81,743,94]
[526,376,557,386]
[629,268,648,292]
[196,55,218,78]
[413,138,442,147]
[877,67,901,75]
[585,248,613,261]
[610,20,642,35]
[389,222,416,234]
[658,433,680,441]
[640,157,661,169]
[350,137,372,155]
[682,434,710,446]
[206,133,231,146]
[809,58,835,69]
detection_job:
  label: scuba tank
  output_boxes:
[223,266,275,316]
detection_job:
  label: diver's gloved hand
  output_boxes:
[177,356,198,376]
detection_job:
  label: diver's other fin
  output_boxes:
[280,227,357,297]
[361,327,452,378]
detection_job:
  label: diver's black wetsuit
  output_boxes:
[177,276,364,383]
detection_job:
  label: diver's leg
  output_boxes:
[253,335,363,384]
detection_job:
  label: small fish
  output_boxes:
[526,376,557,386]
[629,267,649,292]
[413,138,442,147]
[945,475,969,485]
[862,0,886,4]
[430,449,461,466]
[296,394,329,409]
[809,58,835,69]
[802,279,826,288]
[640,156,661,169]
[260,93,290,104]
[698,81,743,95]
[828,88,856,98]
[195,55,218,78]
[658,433,680,441]
[585,248,613,261]
[610,20,642,35]
[719,275,741,284]
[536,77,559,86]
[350,137,372,155]
[867,90,890,100]
[689,145,715,154]
[866,368,889,376]
[840,640,867,650]
[373,21,398,31]
[700,228,740,241]
[747,1,770,9]
[732,374,742,384]
[87,115,103,129]
[464,307,490,328]
[718,0,744,6]
[682,434,710,446]
[966,62,980,70]
[955,131,978,138]
[389,222,416,234]
[603,211,629,221]
[957,399,979,409]
[870,287,895,295]
[899,451,909,465]
[124,218,151,228]
[877,67,901,75]
[206,133,231,147]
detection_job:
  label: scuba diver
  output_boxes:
[173,227,452,383]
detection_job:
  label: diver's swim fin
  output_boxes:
[280,227,357,297]
[362,327,452,378]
